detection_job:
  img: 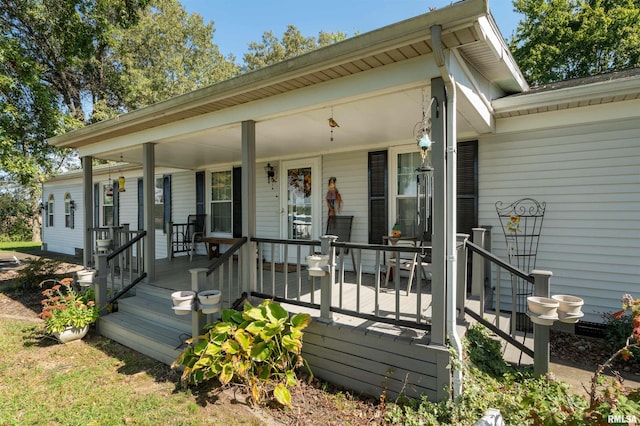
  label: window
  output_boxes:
[47,194,54,227]
[103,183,114,226]
[64,193,73,228]
[394,151,425,238]
[154,177,164,230]
[210,170,232,233]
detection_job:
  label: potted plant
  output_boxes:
[392,222,402,238]
[39,277,100,343]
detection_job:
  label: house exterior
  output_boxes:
[41,0,639,399]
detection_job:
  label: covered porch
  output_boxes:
[48,0,532,401]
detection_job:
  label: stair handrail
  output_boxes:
[107,230,147,262]
[205,236,248,276]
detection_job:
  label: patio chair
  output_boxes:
[172,214,206,261]
[325,215,356,272]
[384,239,431,295]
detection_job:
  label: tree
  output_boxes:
[509,0,640,85]
[242,25,347,72]
[105,0,239,114]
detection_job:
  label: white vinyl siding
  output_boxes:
[479,116,640,323]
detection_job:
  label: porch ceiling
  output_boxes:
[49,0,527,169]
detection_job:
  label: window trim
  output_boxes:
[47,194,54,227]
[209,169,233,235]
[388,144,424,236]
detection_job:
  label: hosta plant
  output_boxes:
[172,299,312,408]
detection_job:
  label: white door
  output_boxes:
[280,158,322,246]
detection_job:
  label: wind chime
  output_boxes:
[328,107,339,141]
[414,89,437,242]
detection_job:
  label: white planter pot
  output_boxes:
[527,296,559,326]
[552,294,584,315]
[76,269,96,286]
[527,296,559,316]
[97,239,112,248]
[306,255,329,277]
[171,291,196,315]
[198,290,222,314]
[54,325,89,343]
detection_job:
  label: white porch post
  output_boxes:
[143,143,156,281]
[82,156,93,268]
[241,121,257,298]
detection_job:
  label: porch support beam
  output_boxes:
[82,156,93,267]
[430,77,446,346]
[241,121,257,298]
[143,143,156,281]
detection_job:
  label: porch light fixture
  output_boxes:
[118,154,126,192]
[265,163,276,184]
[39,202,47,212]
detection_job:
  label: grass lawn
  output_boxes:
[0,319,266,425]
[0,241,41,252]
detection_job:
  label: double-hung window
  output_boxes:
[210,170,232,233]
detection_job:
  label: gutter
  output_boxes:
[431,24,464,399]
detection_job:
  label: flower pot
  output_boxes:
[527,296,559,316]
[54,325,89,344]
[306,255,329,277]
[527,296,559,326]
[76,269,96,286]
[552,294,584,316]
[198,290,222,314]
[171,291,195,315]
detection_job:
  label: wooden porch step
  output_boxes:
[98,311,189,365]
[97,284,195,366]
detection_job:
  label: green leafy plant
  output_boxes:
[585,294,640,422]
[38,278,100,334]
[172,299,312,408]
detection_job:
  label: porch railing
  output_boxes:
[466,228,553,375]
[94,229,147,310]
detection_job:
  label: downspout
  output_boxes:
[431,24,463,399]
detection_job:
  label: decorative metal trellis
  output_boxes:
[495,198,546,332]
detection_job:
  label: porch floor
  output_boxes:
[143,253,535,362]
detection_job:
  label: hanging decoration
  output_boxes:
[328,107,339,141]
[414,88,437,171]
[118,154,126,192]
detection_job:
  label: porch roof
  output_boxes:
[48,0,527,170]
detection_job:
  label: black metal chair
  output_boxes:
[172,214,206,261]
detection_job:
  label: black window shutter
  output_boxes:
[195,171,205,215]
[113,179,119,226]
[368,150,388,244]
[232,167,242,237]
[163,175,172,233]
[456,140,478,236]
[137,178,143,230]
[93,183,100,228]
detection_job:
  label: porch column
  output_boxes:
[82,156,93,268]
[430,77,446,346]
[241,121,257,298]
[143,143,156,281]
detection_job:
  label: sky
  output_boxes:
[179,0,522,59]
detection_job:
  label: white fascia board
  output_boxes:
[495,97,640,134]
[78,55,440,158]
[493,77,640,114]
[450,52,493,133]
[476,15,528,92]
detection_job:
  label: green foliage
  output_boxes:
[11,257,63,289]
[172,299,312,408]
[38,278,100,334]
[0,192,33,241]
[385,324,587,425]
[242,24,348,72]
[510,0,640,85]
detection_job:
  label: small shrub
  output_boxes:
[172,299,312,408]
[11,257,63,290]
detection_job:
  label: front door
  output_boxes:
[281,158,321,247]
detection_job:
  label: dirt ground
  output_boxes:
[1,249,639,424]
